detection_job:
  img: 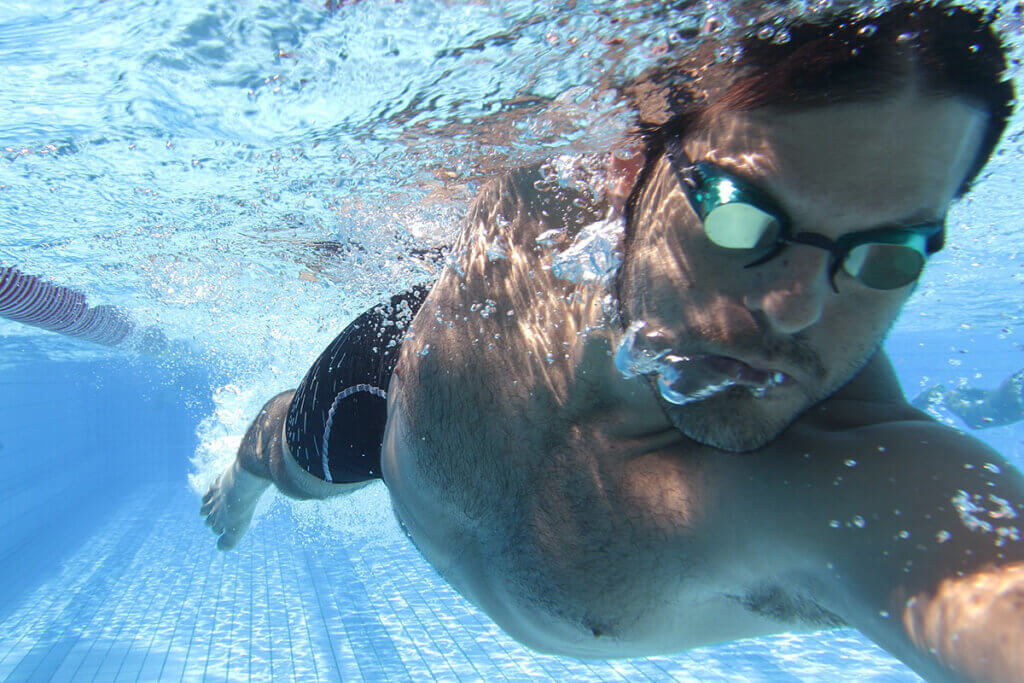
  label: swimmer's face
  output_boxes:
[619,88,986,451]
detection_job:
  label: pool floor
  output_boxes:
[0,485,920,681]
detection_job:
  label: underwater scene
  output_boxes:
[1,0,1023,680]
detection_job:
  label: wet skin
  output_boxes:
[383,89,1024,682]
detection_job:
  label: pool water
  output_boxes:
[1,0,1023,681]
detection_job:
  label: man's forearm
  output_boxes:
[238,390,371,501]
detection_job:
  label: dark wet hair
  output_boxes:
[621,1,1014,254]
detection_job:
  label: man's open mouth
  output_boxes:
[614,322,796,405]
[703,355,794,389]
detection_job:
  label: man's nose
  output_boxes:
[742,250,830,334]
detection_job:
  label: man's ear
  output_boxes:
[607,142,645,216]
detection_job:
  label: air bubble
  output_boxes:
[486,236,510,261]
[701,15,722,35]
[535,228,564,246]
[550,213,624,286]
[656,355,736,405]
[987,494,1017,520]
[614,322,672,378]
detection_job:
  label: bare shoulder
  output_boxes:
[837,404,1019,481]
[730,363,1024,582]
[451,163,608,267]
[391,159,616,507]
[399,159,611,412]
[791,387,1023,525]
[773,392,1024,583]
[793,349,1018,478]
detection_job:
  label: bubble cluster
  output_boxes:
[612,320,785,405]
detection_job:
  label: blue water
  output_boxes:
[1,0,1024,681]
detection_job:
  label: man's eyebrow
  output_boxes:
[857,209,947,233]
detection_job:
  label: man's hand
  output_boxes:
[201,459,270,551]
[199,390,293,551]
[902,563,1024,683]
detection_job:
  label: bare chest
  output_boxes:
[383,299,769,652]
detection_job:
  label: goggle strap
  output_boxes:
[743,243,785,269]
[827,261,842,294]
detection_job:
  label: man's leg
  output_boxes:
[201,285,430,551]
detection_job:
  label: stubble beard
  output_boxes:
[660,383,810,453]
[659,338,887,453]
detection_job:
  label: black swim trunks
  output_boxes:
[285,285,430,483]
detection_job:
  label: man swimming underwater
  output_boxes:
[913,370,1024,430]
[203,3,1024,680]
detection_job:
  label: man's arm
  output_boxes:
[817,424,1024,682]
[232,390,369,501]
[201,390,369,551]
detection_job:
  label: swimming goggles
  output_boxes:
[664,139,943,292]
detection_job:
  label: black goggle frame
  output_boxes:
[664,139,943,292]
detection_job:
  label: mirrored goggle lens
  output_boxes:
[842,242,925,289]
[704,203,780,250]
